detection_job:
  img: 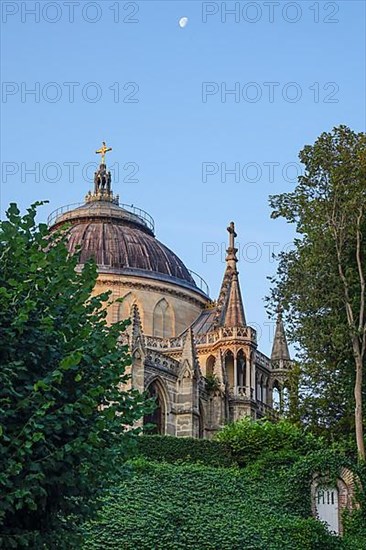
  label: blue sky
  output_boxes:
[1,0,365,355]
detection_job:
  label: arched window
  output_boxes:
[282,386,290,414]
[206,355,216,377]
[224,350,234,389]
[272,380,281,411]
[237,349,246,391]
[143,380,167,434]
[256,374,261,402]
[153,299,173,338]
[262,377,268,404]
[199,400,205,439]
[259,375,264,403]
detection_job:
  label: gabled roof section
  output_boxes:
[190,308,217,335]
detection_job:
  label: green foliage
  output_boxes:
[341,462,366,547]
[204,373,220,393]
[0,203,147,547]
[82,426,363,549]
[82,459,344,550]
[342,508,366,550]
[216,417,320,466]
[267,125,366,447]
[82,430,364,549]
[133,435,234,467]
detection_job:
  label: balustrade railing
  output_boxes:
[145,336,183,350]
[47,201,155,233]
[188,270,210,296]
[145,326,257,351]
[47,202,84,226]
[195,326,257,346]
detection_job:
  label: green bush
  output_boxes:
[133,435,234,467]
[342,508,366,550]
[216,417,321,466]
[82,460,343,550]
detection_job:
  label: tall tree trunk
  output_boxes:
[354,212,365,461]
[333,221,365,462]
[354,349,365,461]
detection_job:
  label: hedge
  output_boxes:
[132,420,328,469]
[132,435,234,467]
[82,459,345,550]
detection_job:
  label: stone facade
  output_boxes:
[49,156,296,438]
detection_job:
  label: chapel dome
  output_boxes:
[47,148,207,295]
[49,200,196,287]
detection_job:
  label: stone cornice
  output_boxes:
[96,277,207,308]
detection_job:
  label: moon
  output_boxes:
[179,17,188,28]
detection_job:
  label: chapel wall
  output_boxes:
[94,274,208,337]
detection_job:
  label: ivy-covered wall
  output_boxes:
[83,459,346,550]
[82,423,366,549]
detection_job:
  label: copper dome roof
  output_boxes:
[49,199,198,289]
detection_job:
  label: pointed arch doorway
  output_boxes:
[143,379,167,435]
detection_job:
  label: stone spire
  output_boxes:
[271,310,291,367]
[130,303,145,353]
[85,141,119,205]
[214,222,246,328]
[129,304,145,397]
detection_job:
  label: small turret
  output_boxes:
[271,310,291,369]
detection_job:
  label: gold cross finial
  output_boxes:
[95,141,112,165]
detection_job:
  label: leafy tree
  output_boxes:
[268,126,366,461]
[216,417,320,466]
[0,203,147,547]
